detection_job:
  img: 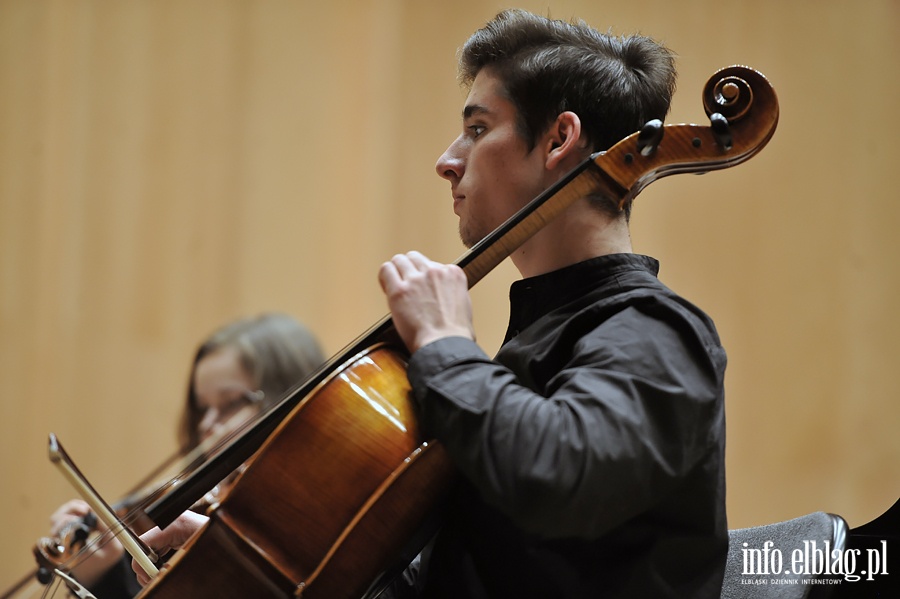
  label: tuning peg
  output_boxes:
[636,119,664,156]
[709,112,733,151]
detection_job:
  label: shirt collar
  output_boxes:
[506,253,660,338]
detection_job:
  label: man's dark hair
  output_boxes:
[460,9,676,218]
[460,9,677,154]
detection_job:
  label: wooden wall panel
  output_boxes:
[1,0,897,590]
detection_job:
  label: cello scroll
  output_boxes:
[595,65,779,209]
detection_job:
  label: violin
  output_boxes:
[15,420,254,598]
[30,471,235,589]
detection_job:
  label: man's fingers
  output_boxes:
[133,511,209,587]
[378,260,398,290]
[380,252,434,291]
[390,253,417,277]
[391,251,437,277]
[406,250,433,270]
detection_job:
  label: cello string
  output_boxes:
[105,389,272,520]
[40,574,63,599]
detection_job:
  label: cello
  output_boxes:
[120,65,780,598]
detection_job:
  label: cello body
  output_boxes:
[139,343,455,598]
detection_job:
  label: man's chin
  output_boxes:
[458,227,477,249]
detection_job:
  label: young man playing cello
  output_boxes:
[137,9,727,598]
[377,9,727,598]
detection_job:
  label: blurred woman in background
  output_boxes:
[46,312,325,597]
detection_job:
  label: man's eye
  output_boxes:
[468,125,485,138]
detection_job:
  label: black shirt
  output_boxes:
[405,254,728,598]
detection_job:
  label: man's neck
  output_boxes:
[510,199,633,278]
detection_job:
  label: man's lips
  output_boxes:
[452,193,464,214]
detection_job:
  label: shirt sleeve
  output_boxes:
[405,306,725,540]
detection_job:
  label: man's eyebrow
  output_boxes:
[463,104,491,119]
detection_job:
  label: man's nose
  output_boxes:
[435,137,465,181]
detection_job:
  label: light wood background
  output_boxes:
[2,0,898,590]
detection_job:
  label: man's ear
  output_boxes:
[544,111,585,171]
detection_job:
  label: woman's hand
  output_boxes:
[49,499,124,587]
